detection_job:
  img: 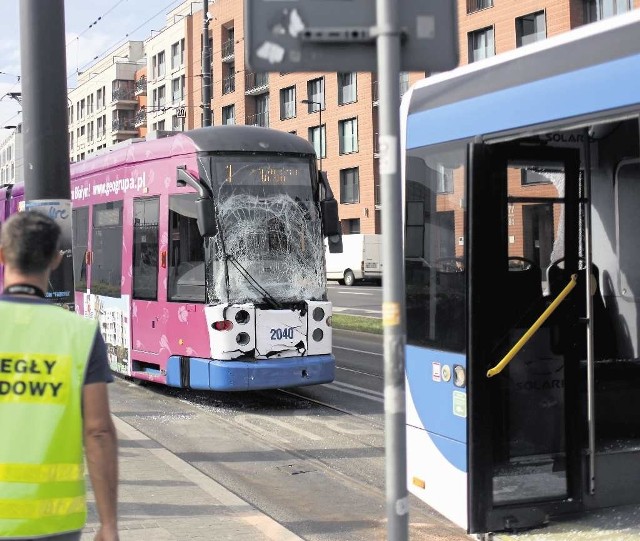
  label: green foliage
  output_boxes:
[331,314,382,335]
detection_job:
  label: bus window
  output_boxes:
[405,143,467,353]
[133,197,159,300]
[91,201,123,297]
[72,206,89,291]
[168,194,205,302]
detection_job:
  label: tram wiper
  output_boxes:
[226,254,282,310]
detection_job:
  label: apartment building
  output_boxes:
[0,125,22,185]
[64,0,639,232]
[67,41,145,162]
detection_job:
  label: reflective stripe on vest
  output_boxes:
[0,300,97,539]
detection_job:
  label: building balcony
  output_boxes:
[112,87,137,108]
[221,38,235,62]
[134,109,147,128]
[245,72,269,95]
[112,118,137,134]
[222,75,235,95]
[135,76,147,96]
[245,111,269,128]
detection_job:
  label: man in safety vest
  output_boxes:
[0,211,118,541]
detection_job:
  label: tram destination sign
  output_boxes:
[244,0,458,72]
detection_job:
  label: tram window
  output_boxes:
[133,197,159,300]
[168,194,205,302]
[91,201,123,297]
[72,206,89,291]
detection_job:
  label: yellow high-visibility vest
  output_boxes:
[0,299,98,539]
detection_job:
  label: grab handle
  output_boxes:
[487,274,577,378]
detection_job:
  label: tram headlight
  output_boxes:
[236,332,250,345]
[235,310,250,324]
[312,307,325,321]
[312,328,324,342]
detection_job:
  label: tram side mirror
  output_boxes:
[177,165,217,237]
[195,198,216,237]
[318,171,342,253]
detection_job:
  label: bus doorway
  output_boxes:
[469,143,583,531]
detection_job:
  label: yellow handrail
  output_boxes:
[486,273,578,378]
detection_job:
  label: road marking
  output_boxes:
[332,380,384,398]
[326,381,384,403]
[334,291,374,296]
[334,345,383,357]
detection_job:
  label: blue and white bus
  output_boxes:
[402,9,640,537]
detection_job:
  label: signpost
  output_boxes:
[245,2,458,539]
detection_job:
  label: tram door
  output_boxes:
[468,143,583,532]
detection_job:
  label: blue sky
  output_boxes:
[0,0,185,135]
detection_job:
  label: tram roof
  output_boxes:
[403,9,640,146]
[185,125,316,155]
[70,126,315,178]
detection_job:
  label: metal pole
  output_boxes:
[202,0,212,127]
[318,104,323,172]
[19,0,70,200]
[375,0,408,539]
[19,0,75,307]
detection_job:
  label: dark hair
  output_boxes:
[0,211,61,274]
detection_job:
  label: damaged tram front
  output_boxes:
[172,126,343,390]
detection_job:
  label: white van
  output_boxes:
[325,234,382,286]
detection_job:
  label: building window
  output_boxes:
[133,198,159,300]
[223,62,235,94]
[584,0,631,21]
[157,85,166,108]
[280,86,296,120]
[171,42,180,70]
[306,77,325,110]
[338,72,357,105]
[308,125,326,159]
[437,164,454,194]
[399,72,410,98]
[340,167,360,204]
[222,105,235,125]
[342,218,361,234]
[516,11,546,47]
[467,0,493,13]
[172,77,181,103]
[157,51,166,77]
[254,95,269,127]
[339,118,358,155]
[180,39,185,65]
[157,120,165,131]
[468,26,495,63]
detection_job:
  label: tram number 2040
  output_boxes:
[270,327,295,340]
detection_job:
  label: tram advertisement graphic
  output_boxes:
[25,199,74,307]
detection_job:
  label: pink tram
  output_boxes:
[1,126,341,391]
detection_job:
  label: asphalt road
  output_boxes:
[327,283,382,318]
[108,328,469,541]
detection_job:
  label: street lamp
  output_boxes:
[301,99,323,172]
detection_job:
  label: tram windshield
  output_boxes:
[206,154,325,304]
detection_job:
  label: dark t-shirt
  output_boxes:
[0,295,113,385]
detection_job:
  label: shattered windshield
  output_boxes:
[204,154,326,304]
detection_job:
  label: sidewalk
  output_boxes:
[80,417,303,541]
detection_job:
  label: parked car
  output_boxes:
[325,234,382,286]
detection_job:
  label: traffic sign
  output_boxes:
[244,0,458,73]
[176,107,187,118]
